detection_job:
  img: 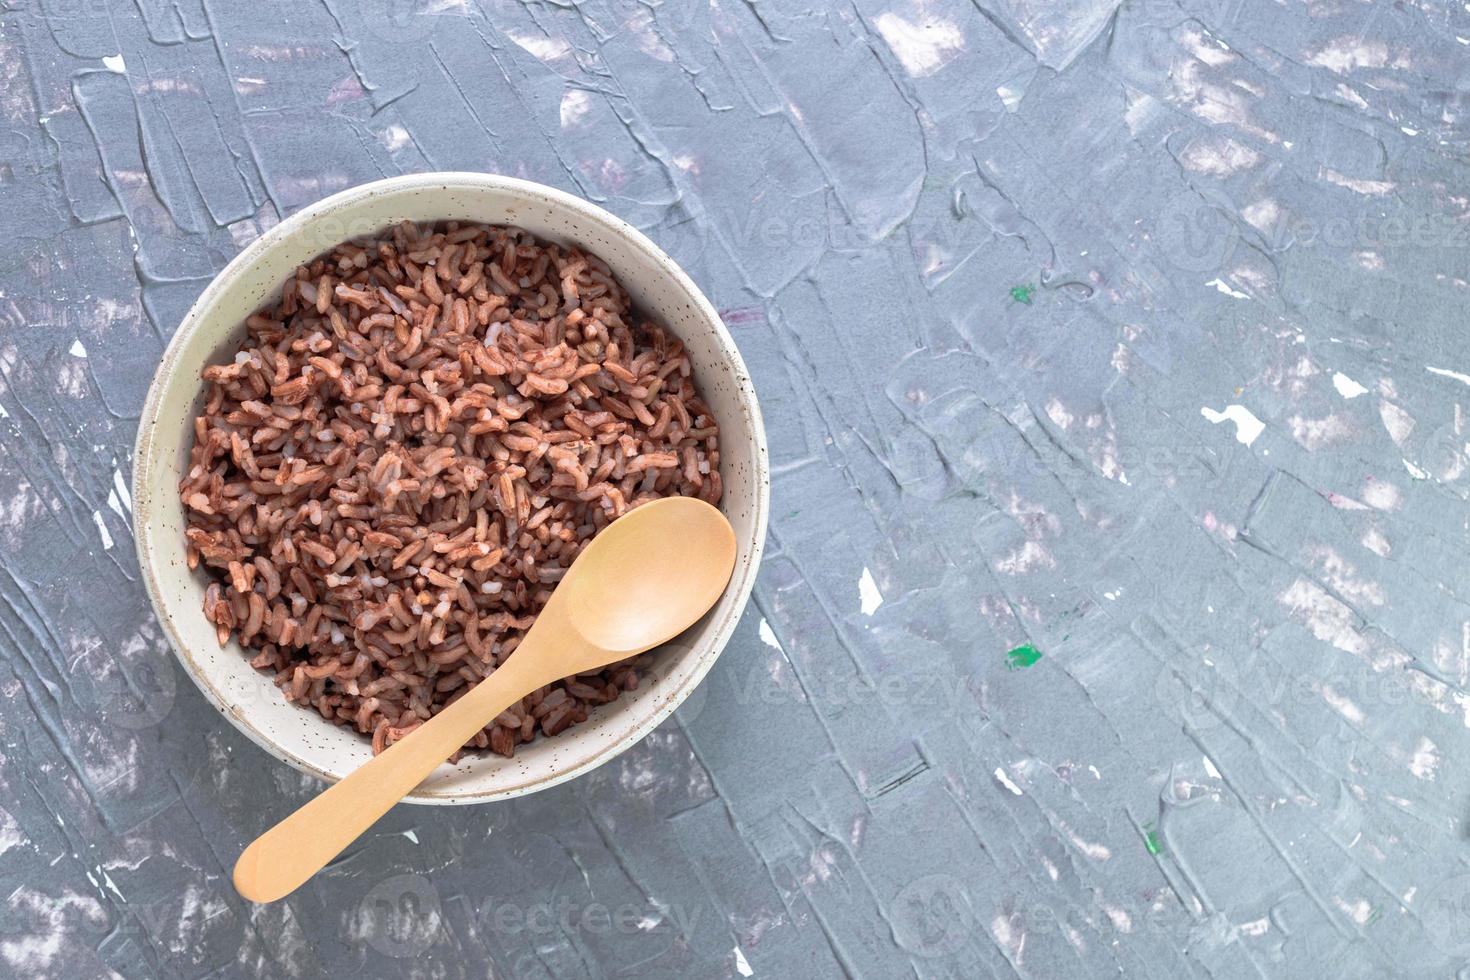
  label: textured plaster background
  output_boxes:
[3,0,1470,977]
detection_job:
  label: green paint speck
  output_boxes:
[1009,283,1036,305]
[1143,829,1162,856]
[1006,644,1043,670]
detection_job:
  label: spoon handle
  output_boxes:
[233,648,551,903]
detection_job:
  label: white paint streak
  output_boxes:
[1,889,105,971]
[994,767,1024,796]
[1279,579,1367,654]
[995,540,1055,574]
[1063,826,1111,861]
[0,805,23,857]
[1205,277,1250,299]
[1321,168,1395,196]
[1362,480,1402,511]
[560,89,592,129]
[1409,736,1439,781]
[1241,198,1279,232]
[1427,365,1470,386]
[758,618,785,653]
[1334,83,1369,110]
[1332,896,1375,925]
[1302,546,1385,606]
[1305,38,1405,74]
[1361,525,1391,557]
[90,511,113,550]
[1240,917,1270,937]
[872,13,965,77]
[1323,685,1366,725]
[506,31,572,62]
[1332,372,1368,399]
[56,361,87,397]
[379,125,411,153]
[1102,903,1133,933]
[1287,414,1353,451]
[991,912,1026,963]
[625,7,675,62]
[108,468,132,516]
[106,492,125,521]
[997,79,1025,111]
[1181,138,1261,175]
[858,568,883,616]
[1201,405,1265,446]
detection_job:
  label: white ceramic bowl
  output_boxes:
[133,173,768,804]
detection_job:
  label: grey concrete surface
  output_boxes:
[3,0,1470,977]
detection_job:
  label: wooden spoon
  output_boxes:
[233,497,737,903]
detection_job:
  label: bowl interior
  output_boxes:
[134,175,766,804]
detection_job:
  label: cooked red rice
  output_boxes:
[180,221,721,758]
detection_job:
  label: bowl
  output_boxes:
[132,173,768,804]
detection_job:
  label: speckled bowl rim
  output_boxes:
[132,172,768,805]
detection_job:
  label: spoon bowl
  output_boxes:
[558,498,738,657]
[234,497,736,903]
[132,173,769,807]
